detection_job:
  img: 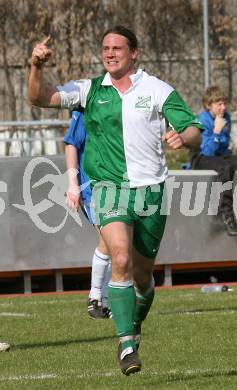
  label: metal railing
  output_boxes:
[0,117,236,156]
[0,119,70,156]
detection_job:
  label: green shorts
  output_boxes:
[92,182,166,258]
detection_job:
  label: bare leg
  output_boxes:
[101,222,141,374]
[133,246,155,291]
[101,221,133,282]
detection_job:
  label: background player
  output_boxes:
[64,110,112,319]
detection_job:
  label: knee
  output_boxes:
[111,247,131,275]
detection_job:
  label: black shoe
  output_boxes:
[102,307,113,319]
[87,299,106,319]
[117,343,142,376]
[222,214,237,236]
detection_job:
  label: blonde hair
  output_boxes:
[202,86,228,109]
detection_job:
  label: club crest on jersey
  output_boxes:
[135,96,151,110]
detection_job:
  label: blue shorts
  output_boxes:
[81,203,96,225]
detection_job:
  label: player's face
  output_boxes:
[102,33,138,79]
[209,100,227,118]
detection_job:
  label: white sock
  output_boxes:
[101,261,112,308]
[89,248,110,302]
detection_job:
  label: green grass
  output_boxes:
[0,288,237,389]
[166,148,191,169]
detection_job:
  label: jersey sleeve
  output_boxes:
[64,111,86,149]
[162,90,203,133]
[57,79,92,110]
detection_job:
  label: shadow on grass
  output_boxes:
[157,306,237,316]
[13,335,117,350]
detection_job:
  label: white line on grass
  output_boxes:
[0,312,32,317]
[19,299,84,305]
[0,374,57,382]
[149,308,237,317]
[0,367,236,382]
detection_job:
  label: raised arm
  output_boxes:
[28,36,61,108]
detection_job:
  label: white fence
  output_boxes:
[0,120,70,156]
[0,116,237,157]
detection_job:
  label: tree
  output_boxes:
[209,0,237,104]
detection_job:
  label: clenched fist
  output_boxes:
[162,129,184,150]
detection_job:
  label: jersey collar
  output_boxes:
[101,68,143,86]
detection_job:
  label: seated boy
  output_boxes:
[191,86,237,236]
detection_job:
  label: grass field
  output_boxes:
[0,287,237,389]
[166,148,190,169]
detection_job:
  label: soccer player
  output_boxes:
[64,109,112,319]
[28,25,202,375]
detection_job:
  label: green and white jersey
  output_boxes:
[58,69,201,187]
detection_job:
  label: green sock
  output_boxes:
[134,287,154,332]
[121,339,136,352]
[108,284,136,349]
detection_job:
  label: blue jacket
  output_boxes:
[198,110,231,156]
[64,111,92,205]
